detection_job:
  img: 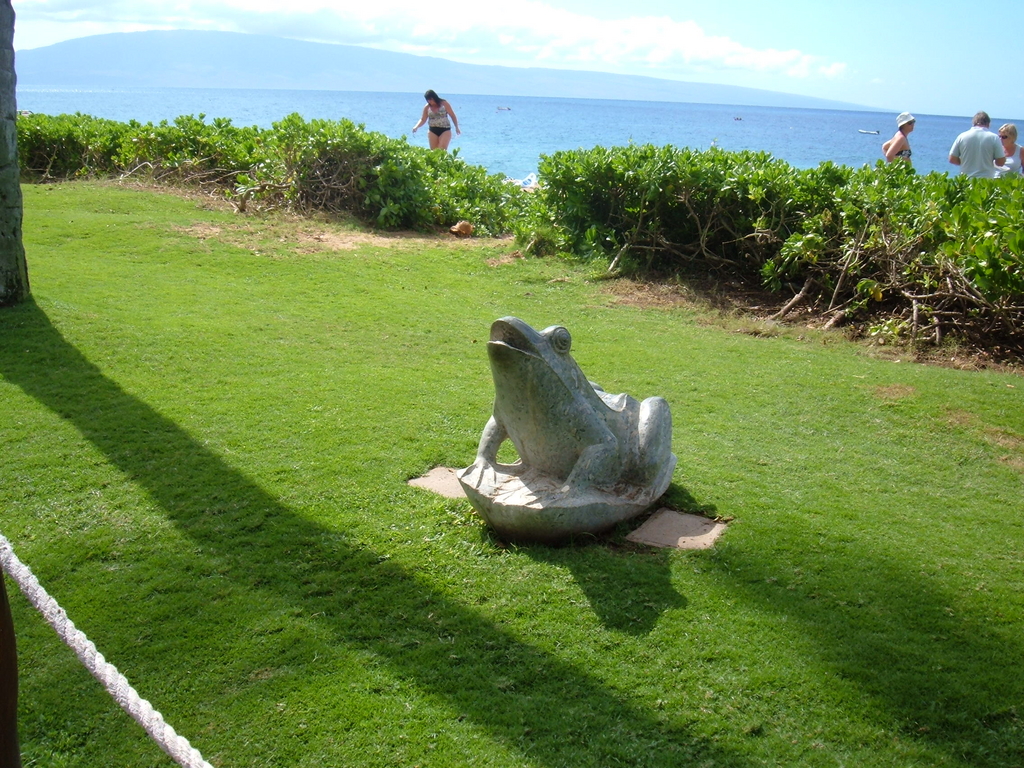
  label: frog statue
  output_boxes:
[458,317,676,544]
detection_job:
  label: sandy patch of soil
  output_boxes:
[873,384,918,400]
[486,250,525,267]
[174,219,438,257]
[945,410,1024,474]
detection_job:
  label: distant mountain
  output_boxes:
[16,30,873,112]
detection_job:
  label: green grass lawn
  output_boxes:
[2,181,1023,767]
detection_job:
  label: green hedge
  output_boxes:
[16,112,527,235]
[16,113,1024,348]
[528,144,1024,347]
[17,112,132,179]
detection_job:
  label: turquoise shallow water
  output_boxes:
[16,87,1015,179]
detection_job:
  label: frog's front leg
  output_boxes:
[463,417,521,490]
[475,416,503,463]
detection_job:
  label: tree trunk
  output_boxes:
[0,575,20,768]
[0,0,27,307]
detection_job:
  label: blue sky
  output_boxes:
[12,0,1023,117]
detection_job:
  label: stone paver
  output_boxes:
[407,467,466,499]
[625,508,727,549]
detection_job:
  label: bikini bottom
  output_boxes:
[429,126,450,137]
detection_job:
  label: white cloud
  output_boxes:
[818,62,848,79]
[14,0,848,84]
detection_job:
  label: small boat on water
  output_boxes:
[858,129,880,135]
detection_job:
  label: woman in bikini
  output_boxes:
[882,112,915,164]
[412,89,461,151]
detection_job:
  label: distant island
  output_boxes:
[16,30,875,112]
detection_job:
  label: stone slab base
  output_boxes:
[408,470,721,550]
[407,467,467,499]
[626,508,727,549]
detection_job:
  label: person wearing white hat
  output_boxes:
[882,112,916,164]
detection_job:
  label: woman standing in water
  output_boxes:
[882,112,916,163]
[412,89,461,151]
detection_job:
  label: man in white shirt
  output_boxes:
[949,112,1006,178]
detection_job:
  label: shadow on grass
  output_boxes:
[523,542,687,635]
[519,483,709,636]
[704,524,1024,765]
[660,483,719,518]
[0,300,743,766]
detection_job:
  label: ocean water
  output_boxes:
[15,86,1013,179]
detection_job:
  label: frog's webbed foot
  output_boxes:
[462,415,530,494]
[460,456,523,495]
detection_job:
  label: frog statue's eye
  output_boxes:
[548,326,572,354]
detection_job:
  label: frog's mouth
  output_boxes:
[488,317,541,359]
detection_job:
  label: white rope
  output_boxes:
[0,533,214,768]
